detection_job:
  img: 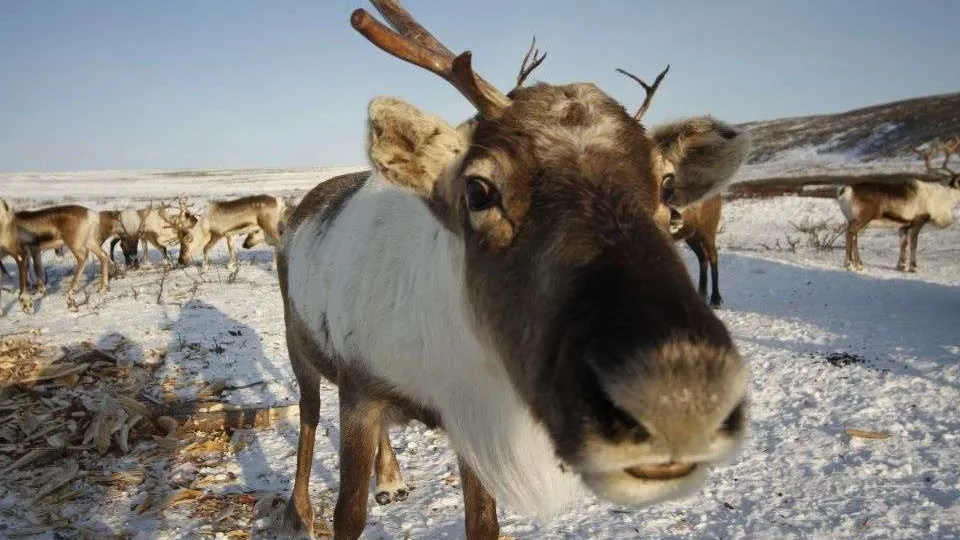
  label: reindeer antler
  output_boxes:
[512,36,547,93]
[157,201,185,231]
[351,0,511,119]
[615,64,671,122]
[917,134,960,180]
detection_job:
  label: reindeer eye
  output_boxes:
[464,176,498,212]
[661,173,676,204]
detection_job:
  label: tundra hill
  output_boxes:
[740,91,960,163]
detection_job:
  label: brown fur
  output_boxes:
[0,202,112,313]
[651,117,750,206]
[672,195,723,307]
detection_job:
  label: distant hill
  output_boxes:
[739,92,960,164]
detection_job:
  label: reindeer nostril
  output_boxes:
[611,405,650,443]
[720,401,746,435]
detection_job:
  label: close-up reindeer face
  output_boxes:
[354,4,751,504]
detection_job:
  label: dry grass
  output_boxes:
[790,217,845,251]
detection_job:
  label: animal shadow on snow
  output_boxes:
[162,298,354,534]
[700,251,959,388]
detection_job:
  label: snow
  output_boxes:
[1,161,958,539]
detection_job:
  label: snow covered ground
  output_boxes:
[0,161,958,539]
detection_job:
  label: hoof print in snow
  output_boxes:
[375,487,410,505]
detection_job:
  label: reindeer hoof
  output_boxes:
[709,297,723,309]
[20,297,33,314]
[908,266,918,273]
[255,496,316,540]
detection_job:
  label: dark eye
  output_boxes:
[464,176,498,212]
[661,173,676,204]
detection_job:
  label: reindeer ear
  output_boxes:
[366,97,468,198]
[651,116,751,205]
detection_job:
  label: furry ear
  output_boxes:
[651,116,751,206]
[366,97,468,198]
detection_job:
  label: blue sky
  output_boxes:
[1,0,957,173]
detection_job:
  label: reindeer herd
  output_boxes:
[0,1,958,538]
[0,193,290,312]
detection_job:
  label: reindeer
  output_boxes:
[0,201,112,312]
[10,209,131,290]
[165,195,286,270]
[617,65,735,308]
[274,2,752,539]
[107,203,182,269]
[839,135,960,272]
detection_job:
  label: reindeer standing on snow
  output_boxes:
[273,2,752,538]
[617,65,740,307]
[163,194,287,270]
[106,203,185,269]
[0,201,113,313]
[838,135,960,272]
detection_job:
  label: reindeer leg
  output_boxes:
[684,236,708,300]
[374,426,410,505]
[66,247,88,297]
[30,247,45,295]
[457,455,500,540]
[703,233,722,308]
[907,219,926,272]
[91,243,111,293]
[201,235,219,272]
[844,221,865,271]
[226,235,238,270]
[332,390,382,540]
[896,225,910,271]
[14,252,33,313]
[138,238,150,267]
[281,364,323,538]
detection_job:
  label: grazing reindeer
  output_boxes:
[839,135,960,272]
[108,204,181,268]
[99,209,143,269]
[165,195,286,270]
[618,66,741,307]
[276,2,752,539]
[0,201,111,312]
[241,229,265,249]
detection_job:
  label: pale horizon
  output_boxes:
[2,0,958,174]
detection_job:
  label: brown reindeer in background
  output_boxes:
[0,201,112,313]
[618,65,739,307]
[164,194,286,270]
[273,2,752,539]
[839,135,960,272]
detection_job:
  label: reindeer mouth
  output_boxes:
[624,462,697,481]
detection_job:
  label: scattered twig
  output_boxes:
[845,428,890,440]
